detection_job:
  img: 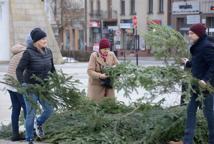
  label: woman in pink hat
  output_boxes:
[87,38,119,102]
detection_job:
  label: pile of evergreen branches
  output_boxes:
[0,24,212,143]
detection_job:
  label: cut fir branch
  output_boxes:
[3,71,85,111]
[103,62,214,104]
[143,24,189,64]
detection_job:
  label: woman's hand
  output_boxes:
[181,58,189,65]
[99,73,108,79]
[199,80,207,88]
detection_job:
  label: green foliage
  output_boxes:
[0,100,208,144]
[40,101,208,144]
[143,24,189,63]
[0,65,211,143]
[2,23,213,143]
[4,71,85,111]
[0,124,11,139]
[104,62,214,106]
[104,62,189,99]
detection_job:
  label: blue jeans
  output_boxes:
[24,93,53,141]
[8,90,26,135]
[183,93,214,144]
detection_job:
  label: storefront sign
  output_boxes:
[187,15,200,24]
[115,30,121,36]
[120,23,133,29]
[172,1,199,15]
[108,26,118,31]
[147,20,161,25]
[89,20,100,28]
[93,43,99,52]
[202,19,206,24]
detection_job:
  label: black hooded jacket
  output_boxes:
[186,35,214,86]
[16,45,55,84]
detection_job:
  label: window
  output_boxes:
[90,0,93,14]
[130,0,135,15]
[97,0,100,14]
[148,0,153,14]
[121,0,125,16]
[159,0,164,13]
[107,0,112,18]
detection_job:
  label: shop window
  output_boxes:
[121,0,125,16]
[72,29,75,49]
[148,0,153,14]
[176,17,189,36]
[79,30,84,50]
[207,17,214,36]
[65,30,70,49]
[159,0,164,13]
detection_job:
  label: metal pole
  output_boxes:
[84,0,88,51]
[123,29,126,61]
[135,28,139,66]
[61,0,64,50]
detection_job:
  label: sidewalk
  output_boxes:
[0,140,47,144]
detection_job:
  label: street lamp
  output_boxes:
[132,12,139,66]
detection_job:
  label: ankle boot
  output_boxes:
[168,141,183,144]
[11,133,25,141]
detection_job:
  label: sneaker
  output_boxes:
[35,120,45,138]
[33,128,37,138]
[28,140,34,144]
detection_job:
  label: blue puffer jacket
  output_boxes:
[186,35,214,86]
[16,46,55,84]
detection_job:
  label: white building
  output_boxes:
[0,0,10,63]
[0,0,62,63]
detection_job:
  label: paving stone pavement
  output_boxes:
[0,140,47,144]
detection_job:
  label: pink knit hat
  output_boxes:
[189,23,206,38]
[99,38,110,49]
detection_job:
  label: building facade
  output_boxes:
[0,0,10,63]
[44,0,169,56]
[86,0,169,56]
[0,0,62,63]
[45,0,85,51]
[171,0,214,36]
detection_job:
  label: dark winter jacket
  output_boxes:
[16,46,55,84]
[186,35,214,86]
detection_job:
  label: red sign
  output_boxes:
[147,20,162,25]
[132,15,137,29]
[211,6,214,10]
[89,20,101,27]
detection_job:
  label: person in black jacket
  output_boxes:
[169,24,214,144]
[16,28,55,144]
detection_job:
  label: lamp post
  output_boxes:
[132,13,139,65]
[84,0,87,51]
